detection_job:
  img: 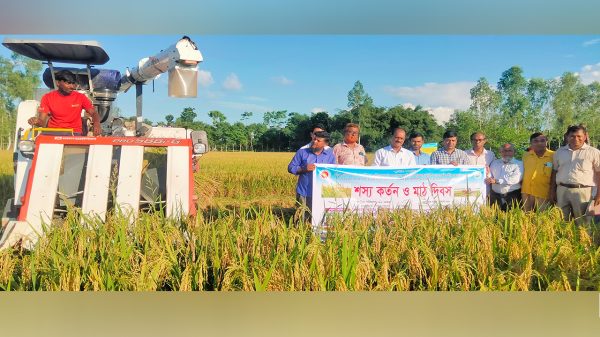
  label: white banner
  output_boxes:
[311,164,487,229]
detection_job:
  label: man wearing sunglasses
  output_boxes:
[28,70,102,136]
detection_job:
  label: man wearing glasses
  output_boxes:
[28,70,101,136]
[333,123,368,166]
[521,132,554,211]
[466,132,496,200]
[466,132,495,167]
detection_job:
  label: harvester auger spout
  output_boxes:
[0,36,209,250]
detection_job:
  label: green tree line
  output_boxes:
[1,55,599,153]
[167,69,600,153]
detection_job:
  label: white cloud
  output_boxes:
[198,70,214,87]
[401,103,455,124]
[578,63,600,84]
[583,38,600,47]
[384,81,474,111]
[428,106,456,124]
[223,73,243,91]
[272,75,294,85]
[311,107,327,114]
[395,102,454,124]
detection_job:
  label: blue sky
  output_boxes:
[2,35,600,125]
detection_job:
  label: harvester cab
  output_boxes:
[0,36,209,249]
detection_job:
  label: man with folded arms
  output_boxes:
[550,124,600,224]
[486,143,523,211]
[372,128,416,166]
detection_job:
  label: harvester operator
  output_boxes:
[28,70,102,136]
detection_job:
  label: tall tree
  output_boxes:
[241,111,253,123]
[550,72,580,144]
[0,53,42,149]
[165,114,174,125]
[263,110,287,129]
[469,77,500,128]
[177,107,197,127]
[497,66,530,128]
[347,80,374,125]
[208,110,227,126]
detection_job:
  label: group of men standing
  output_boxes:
[288,122,600,226]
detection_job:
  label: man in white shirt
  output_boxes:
[372,128,416,167]
[466,132,496,201]
[466,132,496,167]
[485,143,523,211]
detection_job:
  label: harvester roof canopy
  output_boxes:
[2,38,109,65]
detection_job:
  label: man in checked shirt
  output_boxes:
[430,130,470,166]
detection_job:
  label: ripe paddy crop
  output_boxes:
[0,150,598,290]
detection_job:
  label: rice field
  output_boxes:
[0,150,598,291]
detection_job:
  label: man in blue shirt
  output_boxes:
[288,131,336,221]
[409,132,431,165]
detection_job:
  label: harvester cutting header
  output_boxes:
[0,36,210,249]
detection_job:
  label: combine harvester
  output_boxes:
[0,36,209,249]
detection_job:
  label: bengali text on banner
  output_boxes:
[311,164,487,229]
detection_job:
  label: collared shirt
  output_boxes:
[333,142,368,166]
[300,142,331,150]
[466,148,496,167]
[412,151,431,165]
[522,149,554,199]
[553,143,600,186]
[489,158,524,194]
[430,148,470,165]
[372,145,416,166]
[288,147,336,197]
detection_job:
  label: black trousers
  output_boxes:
[490,189,522,211]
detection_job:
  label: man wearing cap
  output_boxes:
[288,131,336,221]
[372,128,416,166]
[550,124,600,224]
[28,70,101,136]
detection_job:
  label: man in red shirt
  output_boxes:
[28,70,101,136]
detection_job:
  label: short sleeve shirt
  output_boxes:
[39,90,93,133]
[522,149,554,199]
[553,144,600,186]
[333,142,367,166]
[466,148,496,167]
